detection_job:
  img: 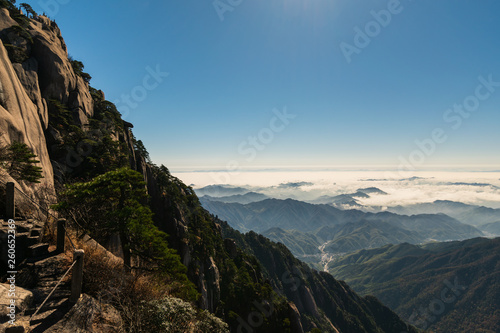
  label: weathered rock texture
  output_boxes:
[0,8,95,190]
[0,40,53,186]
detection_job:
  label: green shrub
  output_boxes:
[20,3,36,18]
[139,297,229,333]
[4,25,33,44]
[3,44,29,63]
[69,57,92,83]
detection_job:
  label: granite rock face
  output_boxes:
[0,40,53,187]
[0,9,95,190]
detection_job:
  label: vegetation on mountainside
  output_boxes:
[53,167,198,300]
[328,238,500,332]
[0,16,33,64]
[69,56,92,83]
[48,90,129,182]
[221,223,420,333]
[0,0,16,11]
[19,3,36,18]
[0,141,43,183]
[148,164,298,331]
[262,227,322,256]
[132,134,150,163]
[77,236,228,332]
[0,0,31,31]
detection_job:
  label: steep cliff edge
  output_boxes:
[0,5,419,332]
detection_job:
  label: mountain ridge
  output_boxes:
[327,237,500,332]
[200,197,484,256]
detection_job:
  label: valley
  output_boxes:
[197,183,500,331]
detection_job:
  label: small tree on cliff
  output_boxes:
[0,141,43,183]
[20,3,36,17]
[54,167,193,294]
[69,57,92,83]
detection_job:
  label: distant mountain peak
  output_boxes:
[357,187,388,195]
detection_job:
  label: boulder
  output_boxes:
[0,9,16,31]
[44,294,123,333]
[0,283,33,319]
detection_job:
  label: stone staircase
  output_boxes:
[0,218,66,333]
[0,219,50,267]
[0,183,115,332]
[23,253,73,333]
[0,252,72,333]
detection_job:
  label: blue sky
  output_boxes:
[26,0,500,170]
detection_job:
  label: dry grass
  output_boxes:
[71,234,176,332]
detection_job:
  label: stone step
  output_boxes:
[2,320,30,333]
[27,236,39,247]
[17,225,31,233]
[28,244,49,258]
[29,228,42,238]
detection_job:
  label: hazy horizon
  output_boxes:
[173,169,500,209]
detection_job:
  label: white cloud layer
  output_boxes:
[175,170,500,209]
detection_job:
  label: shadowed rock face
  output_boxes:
[13,58,49,129]
[28,17,93,122]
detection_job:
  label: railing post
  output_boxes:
[57,219,66,253]
[70,249,84,303]
[6,182,15,219]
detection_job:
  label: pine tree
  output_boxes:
[20,3,36,17]
[54,167,195,298]
[1,142,43,183]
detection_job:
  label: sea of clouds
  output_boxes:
[173,169,500,209]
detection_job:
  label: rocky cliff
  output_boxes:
[0,5,419,332]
